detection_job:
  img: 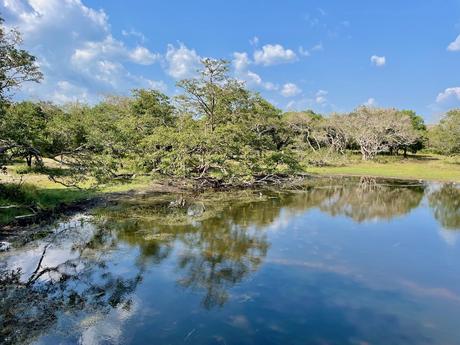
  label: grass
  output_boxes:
[2,153,459,227]
[0,159,155,226]
[306,153,460,183]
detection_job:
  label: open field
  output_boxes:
[307,154,460,183]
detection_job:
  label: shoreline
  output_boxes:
[1,171,454,242]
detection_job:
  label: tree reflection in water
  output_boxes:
[95,177,427,308]
[310,177,425,222]
[2,177,459,344]
[428,183,460,230]
[0,226,142,345]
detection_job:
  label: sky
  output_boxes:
[2,0,460,123]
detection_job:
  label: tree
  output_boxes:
[130,88,175,130]
[177,58,246,131]
[283,110,324,151]
[0,17,42,102]
[1,16,42,170]
[429,109,460,155]
[346,106,417,160]
[140,60,299,185]
[395,110,427,156]
[0,101,49,166]
[428,184,460,230]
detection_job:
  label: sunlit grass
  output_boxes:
[0,160,155,225]
[306,153,460,182]
[2,154,459,226]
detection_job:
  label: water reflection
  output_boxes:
[428,184,460,230]
[0,225,142,345]
[98,194,272,309]
[1,177,459,344]
[90,177,428,309]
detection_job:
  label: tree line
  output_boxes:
[1,17,459,187]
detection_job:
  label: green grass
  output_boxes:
[0,160,155,226]
[2,153,459,226]
[306,153,460,182]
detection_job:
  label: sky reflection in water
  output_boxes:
[1,177,460,345]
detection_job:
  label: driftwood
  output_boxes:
[0,205,22,209]
[14,214,36,220]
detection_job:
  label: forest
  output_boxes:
[1,15,459,211]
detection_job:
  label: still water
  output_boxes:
[1,177,460,345]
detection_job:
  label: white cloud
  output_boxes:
[281,83,301,97]
[129,46,160,65]
[249,36,259,46]
[315,89,328,104]
[232,51,278,91]
[298,42,323,57]
[254,44,297,66]
[285,98,314,111]
[122,28,146,43]
[447,34,460,51]
[370,55,386,67]
[243,70,278,91]
[2,0,164,103]
[51,80,90,104]
[298,46,310,57]
[436,87,460,103]
[364,97,377,106]
[263,82,278,91]
[245,70,262,85]
[165,43,201,79]
[233,52,250,72]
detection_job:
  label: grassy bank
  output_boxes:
[0,161,158,227]
[1,154,459,228]
[306,154,460,183]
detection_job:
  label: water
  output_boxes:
[1,177,460,345]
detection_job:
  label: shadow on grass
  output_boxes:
[15,165,74,177]
[0,182,93,227]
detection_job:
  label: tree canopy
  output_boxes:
[1,15,459,189]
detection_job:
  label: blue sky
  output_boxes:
[2,0,460,122]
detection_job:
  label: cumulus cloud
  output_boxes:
[233,52,250,72]
[315,90,328,104]
[165,43,201,79]
[51,80,90,104]
[370,55,386,67]
[232,51,278,91]
[1,0,164,103]
[447,34,460,51]
[281,83,301,97]
[436,87,460,103]
[129,46,160,65]
[254,44,297,66]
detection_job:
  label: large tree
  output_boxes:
[0,17,42,102]
[430,109,460,155]
[395,110,427,156]
[0,101,49,166]
[346,107,418,160]
[1,16,42,169]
